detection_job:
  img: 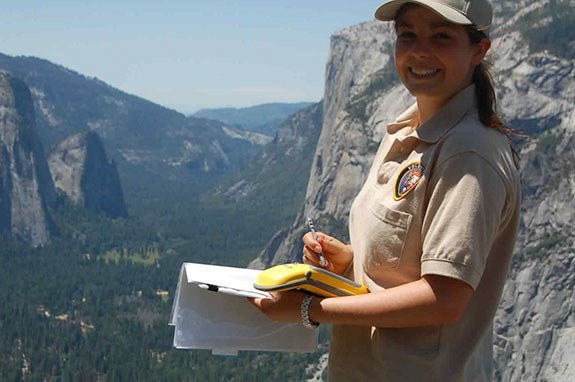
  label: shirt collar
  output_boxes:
[386,85,477,143]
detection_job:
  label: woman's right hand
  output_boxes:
[302,232,353,276]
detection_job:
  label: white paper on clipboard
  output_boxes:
[169,263,318,356]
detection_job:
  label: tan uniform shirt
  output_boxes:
[328,85,521,382]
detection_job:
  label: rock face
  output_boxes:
[253,0,574,380]
[250,21,409,266]
[48,131,127,218]
[239,102,323,268]
[0,71,55,246]
[490,2,575,379]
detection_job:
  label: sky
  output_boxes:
[1,0,383,114]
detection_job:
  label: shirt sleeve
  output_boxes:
[420,151,507,290]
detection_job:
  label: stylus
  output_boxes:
[306,217,328,268]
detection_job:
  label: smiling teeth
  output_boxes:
[410,68,439,76]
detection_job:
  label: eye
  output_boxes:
[434,32,452,41]
[397,31,416,40]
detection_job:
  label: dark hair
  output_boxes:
[464,26,516,140]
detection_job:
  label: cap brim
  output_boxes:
[375,0,472,25]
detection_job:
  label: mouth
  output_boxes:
[409,67,440,78]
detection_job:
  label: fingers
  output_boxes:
[303,232,336,269]
[303,245,335,271]
[247,297,259,308]
[302,238,324,265]
[302,232,323,252]
[303,232,333,270]
[302,246,321,266]
[302,232,322,264]
[316,234,342,253]
[247,296,275,311]
[248,292,307,323]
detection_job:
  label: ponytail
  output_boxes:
[472,62,514,137]
[465,26,517,142]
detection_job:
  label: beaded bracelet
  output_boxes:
[301,295,319,329]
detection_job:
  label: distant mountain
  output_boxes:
[192,102,315,136]
[0,53,271,192]
[210,102,322,204]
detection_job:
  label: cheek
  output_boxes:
[451,53,477,79]
[393,44,400,61]
[394,46,407,68]
[437,49,471,73]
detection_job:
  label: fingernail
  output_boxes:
[314,245,322,252]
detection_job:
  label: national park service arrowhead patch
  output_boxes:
[394,162,425,201]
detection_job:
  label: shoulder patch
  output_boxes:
[394,162,425,201]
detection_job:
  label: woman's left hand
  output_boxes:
[248,291,309,323]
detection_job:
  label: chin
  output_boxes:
[406,87,444,99]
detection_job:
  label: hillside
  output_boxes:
[0,53,271,205]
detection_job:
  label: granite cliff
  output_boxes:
[251,0,574,380]
[0,71,129,246]
[0,71,55,247]
[48,131,127,218]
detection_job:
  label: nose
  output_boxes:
[409,38,432,58]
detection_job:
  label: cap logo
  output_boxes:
[394,162,425,200]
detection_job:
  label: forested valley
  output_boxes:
[0,184,327,381]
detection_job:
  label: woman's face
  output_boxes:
[394,5,490,108]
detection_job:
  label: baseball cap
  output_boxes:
[374,0,493,36]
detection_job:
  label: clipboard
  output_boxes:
[253,263,368,297]
[169,263,319,355]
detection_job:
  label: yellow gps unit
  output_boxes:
[253,263,368,297]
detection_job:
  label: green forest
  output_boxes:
[0,179,328,381]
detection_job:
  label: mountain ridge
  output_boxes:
[0,53,270,190]
[192,102,315,136]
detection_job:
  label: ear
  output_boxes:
[472,38,491,66]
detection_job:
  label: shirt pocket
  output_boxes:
[363,201,412,270]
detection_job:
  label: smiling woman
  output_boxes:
[393,4,491,122]
[250,1,522,381]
